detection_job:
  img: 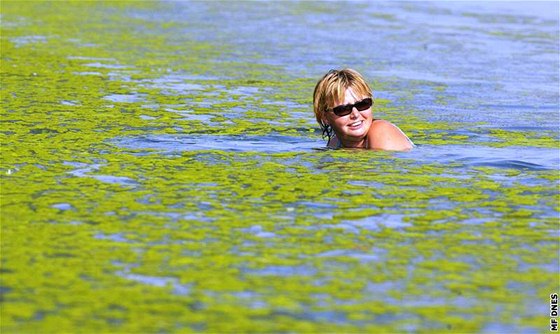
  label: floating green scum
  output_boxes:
[1,1,558,333]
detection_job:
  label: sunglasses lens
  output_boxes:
[330,98,372,116]
[355,98,372,111]
[332,105,352,116]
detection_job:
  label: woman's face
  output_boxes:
[325,87,373,147]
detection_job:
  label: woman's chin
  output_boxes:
[345,126,368,138]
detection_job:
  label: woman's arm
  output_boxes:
[367,119,414,151]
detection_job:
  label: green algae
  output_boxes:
[1,1,559,333]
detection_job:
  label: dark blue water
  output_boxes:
[114,134,559,171]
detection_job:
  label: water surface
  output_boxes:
[1,1,558,333]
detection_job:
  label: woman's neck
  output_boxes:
[340,137,367,149]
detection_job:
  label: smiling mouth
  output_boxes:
[348,121,363,129]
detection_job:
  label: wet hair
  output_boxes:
[313,68,373,141]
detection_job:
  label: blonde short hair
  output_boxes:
[313,68,373,139]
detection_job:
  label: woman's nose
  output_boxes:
[349,107,360,118]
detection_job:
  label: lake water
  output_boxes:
[2,1,559,333]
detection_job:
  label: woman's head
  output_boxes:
[313,68,374,145]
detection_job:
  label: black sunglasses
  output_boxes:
[328,98,373,116]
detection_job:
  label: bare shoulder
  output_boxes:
[368,119,414,151]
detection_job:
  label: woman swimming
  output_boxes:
[313,68,413,151]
